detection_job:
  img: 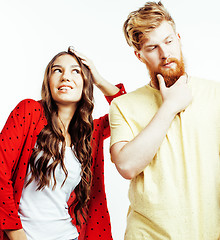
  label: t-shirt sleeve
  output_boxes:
[218,87,220,150]
[109,99,134,147]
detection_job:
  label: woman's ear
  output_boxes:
[134,50,144,63]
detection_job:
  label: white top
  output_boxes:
[18,147,81,240]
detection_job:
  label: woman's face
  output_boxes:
[49,54,84,108]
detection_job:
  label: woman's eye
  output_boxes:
[73,69,81,74]
[53,69,62,73]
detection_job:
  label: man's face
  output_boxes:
[135,21,185,89]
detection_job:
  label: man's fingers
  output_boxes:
[184,72,188,83]
[157,74,166,91]
[176,73,188,85]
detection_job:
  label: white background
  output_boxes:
[0,0,220,239]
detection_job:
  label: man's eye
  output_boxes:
[147,46,157,52]
[166,39,173,44]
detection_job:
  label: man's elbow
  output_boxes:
[114,162,137,180]
[110,142,137,179]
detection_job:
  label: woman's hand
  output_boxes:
[5,229,28,240]
[68,46,102,85]
[68,46,119,96]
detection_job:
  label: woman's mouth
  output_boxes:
[58,85,73,91]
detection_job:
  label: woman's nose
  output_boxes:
[61,76,70,82]
[61,71,71,82]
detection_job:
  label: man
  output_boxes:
[109,1,220,240]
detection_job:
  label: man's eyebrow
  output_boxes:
[164,34,173,40]
[144,44,157,48]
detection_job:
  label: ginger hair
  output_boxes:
[123,1,176,51]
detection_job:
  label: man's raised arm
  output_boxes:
[110,74,192,179]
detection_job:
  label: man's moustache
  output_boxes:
[160,58,179,66]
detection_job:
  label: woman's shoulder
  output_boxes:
[16,98,42,108]
[13,99,44,119]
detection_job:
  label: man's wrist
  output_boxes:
[160,101,178,120]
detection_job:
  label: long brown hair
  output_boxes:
[26,49,94,225]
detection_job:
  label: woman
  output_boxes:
[0,47,125,240]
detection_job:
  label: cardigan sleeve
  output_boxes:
[101,83,126,139]
[105,83,126,104]
[0,99,41,230]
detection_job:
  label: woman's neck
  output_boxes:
[57,104,77,146]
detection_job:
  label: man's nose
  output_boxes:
[159,45,170,59]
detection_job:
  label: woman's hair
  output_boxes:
[26,48,94,226]
[123,1,176,51]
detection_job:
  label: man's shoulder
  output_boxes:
[111,85,151,105]
[191,76,220,88]
[190,77,220,106]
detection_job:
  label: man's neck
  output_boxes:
[149,80,159,90]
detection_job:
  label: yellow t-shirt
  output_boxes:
[109,77,220,240]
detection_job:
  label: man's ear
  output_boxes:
[134,50,144,63]
[177,33,181,40]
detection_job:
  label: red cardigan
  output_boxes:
[0,84,125,240]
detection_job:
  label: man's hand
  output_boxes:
[158,74,192,115]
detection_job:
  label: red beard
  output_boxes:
[147,55,185,89]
